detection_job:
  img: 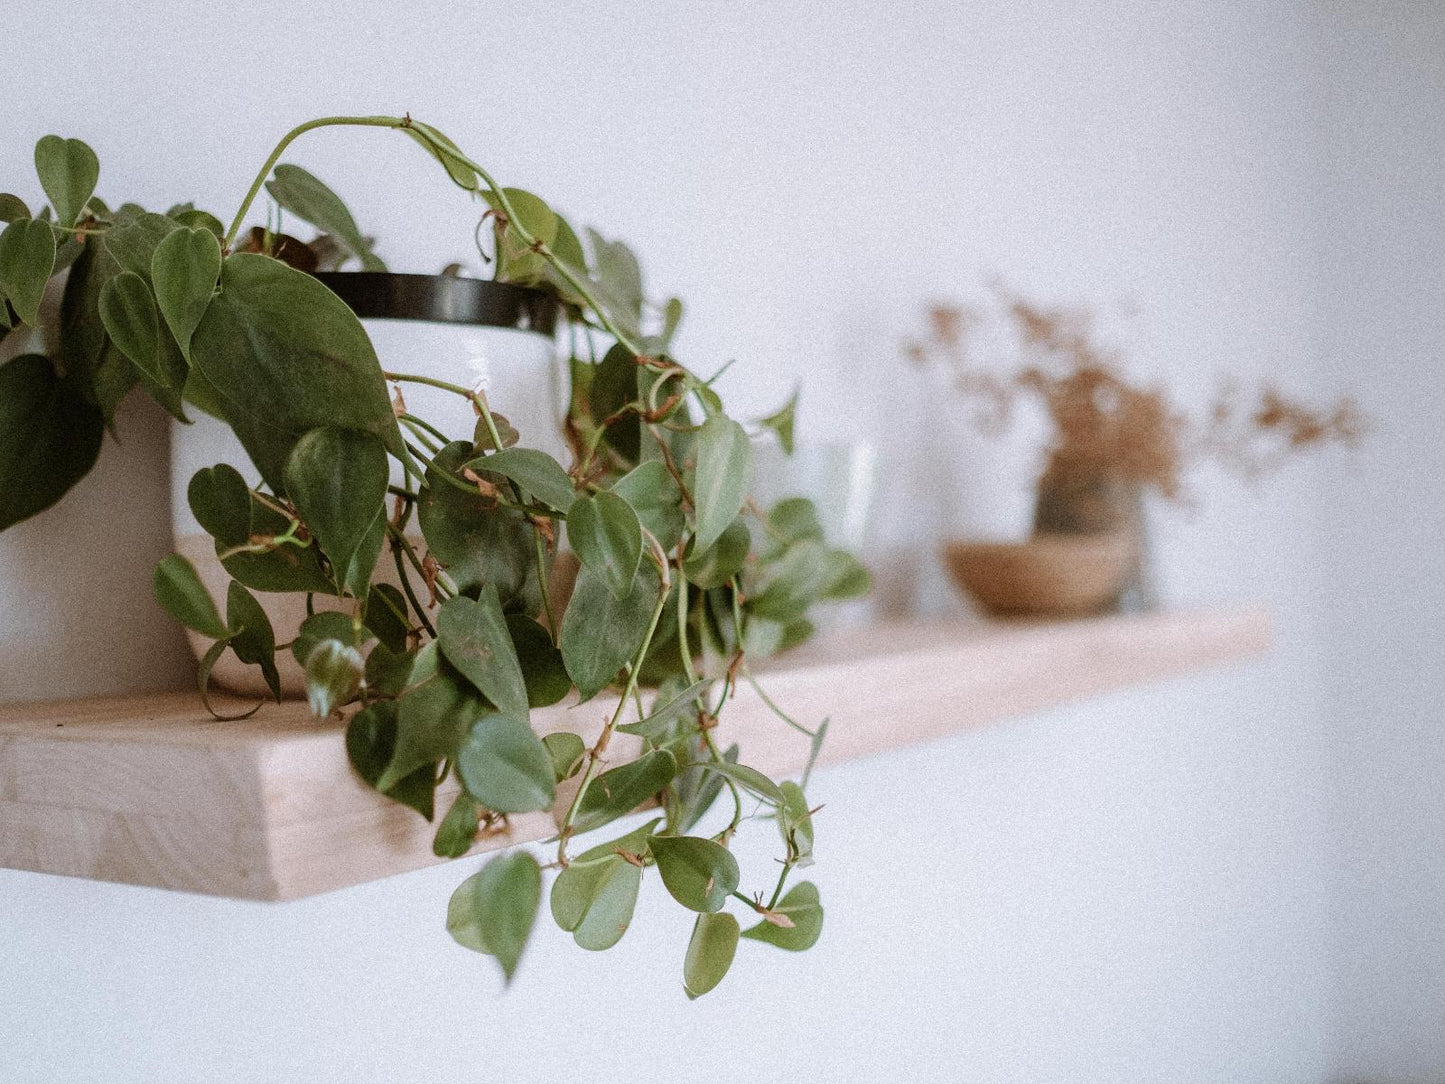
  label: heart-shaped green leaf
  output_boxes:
[151,226,220,357]
[0,218,56,326]
[0,354,102,531]
[696,760,786,805]
[649,835,740,913]
[760,389,798,455]
[152,553,228,639]
[34,135,99,227]
[588,342,641,460]
[189,253,405,490]
[0,194,29,223]
[432,792,480,858]
[778,780,814,864]
[684,912,739,999]
[282,426,389,597]
[226,580,280,700]
[683,517,750,589]
[507,615,571,709]
[741,881,823,951]
[550,851,643,951]
[187,464,251,547]
[467,447,575,512]
[691,414,753,553]
[416,442,536,603]
[612,460,685,552]
[542,731,586,782]
[447,851,542,982]
[455,711,555,814]
[362,582,410,654]
[575,749,678,833]
[345,701,436,820]
[437,589,530,715]
[96,268,187,421]
[560,563,663,702]
[616,679,711,741]
[382,645,485,790]
[567,490,643,600]
[266,164,386,272]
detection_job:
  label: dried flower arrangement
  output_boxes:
[905,286,1365,533]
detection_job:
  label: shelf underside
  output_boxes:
[0,606,1269,901]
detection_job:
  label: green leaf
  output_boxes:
[684,912,739,999]
[741,881,823,951]
[345,701,436,820]
[507,615,571,709]
[692,414,753,553]
[447,851,542,981]
[560,562,663,702]
[766,497,825,550]
[152,554,228,639]
[363,642,416,697]
[226,580,281,700]
[456,711,555,814]
[60,239,137,427]
[437,589,530,716]
[617,679,710,740]
[467,447,575,512]
[382,645,484,790]
[0,354,102,530]
[98,270,188,418]
[683,517,750,589]
[612,460,685,552]
[432,792,480,858]
[34,135,99,227]
[678,744,738,835]
[0,218,56,325]
[484,188,557,284]
[588,343,640,460]
[266,164,385,272]
[550,851,643,951]
[172,208,225,237]
[302,638,364,717]
[362,582,411,653]
[283,426,389,596]
[649,835,739,913]
[749,539,835,621]
[567,491,643,601]
[696,760,786,806]
[585,228,644,337]
[542,731,586,782]
[195,639,261,721]
[417,442,535,602]
[151,226,221,357]
[102,211,178,279]
[760,389,798,455]
[219,493,337,595]
[403,120,479,191]
[818,548,871,600]
[0,194,29,223]
[778,780,814,864]
[189,253,405,490]
[187,464,251,547]
[575,749,678,833]
[291,610,368,668]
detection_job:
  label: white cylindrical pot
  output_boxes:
[170,273,562,697]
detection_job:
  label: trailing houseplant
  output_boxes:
[0,115,867,995]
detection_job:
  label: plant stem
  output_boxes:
[676,574,743,830]
[224,115,408,249]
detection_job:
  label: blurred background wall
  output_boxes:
[0,1,1435,1081]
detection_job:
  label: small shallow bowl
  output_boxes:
[942,532,1137,618]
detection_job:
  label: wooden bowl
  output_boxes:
[942,532,1137,618]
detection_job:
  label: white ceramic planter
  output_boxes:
[170,274,563,697]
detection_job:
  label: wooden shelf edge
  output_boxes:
[0,605,1270,901]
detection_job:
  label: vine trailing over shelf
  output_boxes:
[0,115,868,995]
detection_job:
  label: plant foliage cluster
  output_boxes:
[0,115,868,995]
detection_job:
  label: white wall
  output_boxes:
[1318,4,1445,1081]
[1,1,1347,1080]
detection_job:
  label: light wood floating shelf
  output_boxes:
[0,606,1269,901]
